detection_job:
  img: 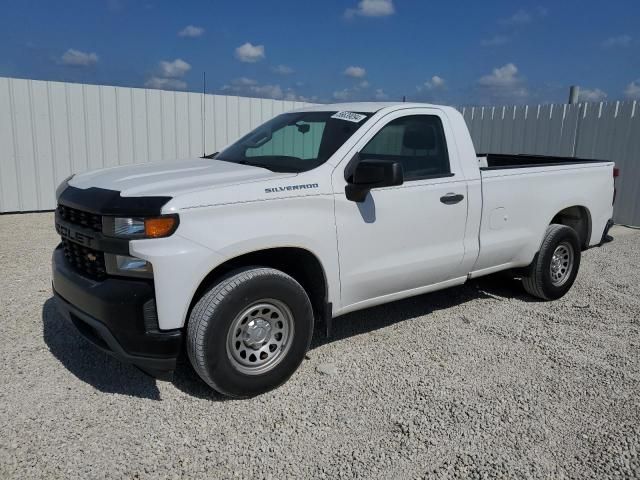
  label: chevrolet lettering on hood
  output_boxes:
[264,183,319,194]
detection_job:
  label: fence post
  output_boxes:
[568,86,580,105]
[569,86,582,157]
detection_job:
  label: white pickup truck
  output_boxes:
[52,102,616,397]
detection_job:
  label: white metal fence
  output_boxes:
[0,77,311,212]
[461,102,640,226]
[1,76,639,226]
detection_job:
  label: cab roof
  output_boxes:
[293,102,441,114]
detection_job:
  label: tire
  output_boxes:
[187,267,314,398]
[522,224,581,300]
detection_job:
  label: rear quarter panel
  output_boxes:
[472,162,614,275]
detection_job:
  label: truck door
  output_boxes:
[333,108,469,310]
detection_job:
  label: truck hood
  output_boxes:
[69,158,295,198]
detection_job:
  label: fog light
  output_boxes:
[105,253,153,278]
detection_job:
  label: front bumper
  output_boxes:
[52,246,182,380]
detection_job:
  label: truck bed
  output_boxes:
[477,153,607,170]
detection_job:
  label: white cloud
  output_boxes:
[222,80,291,100]
[60,49,98,67]
[374,88,388,100]
[235,42,265,63]
[249,84,283,99]
[146,58,191,90]
[144,77,187,90]
[481,35,510,47]
[344,66,366,78]
[159,58,191,78]
[232,77,258,86]
[502,9,531,25]
[272,64,294,75]
[500,7,547,26]
[359,80,370,88]
[478,63,528,101]
[333,89,351,101]
[602,35,632,48]
[424,75,446,90]
[178,25,205,37]
[578,88,607,102]
[479,63,520,88]
[345,0,394,18]
[625,81,640,100]
[284,89,316,102]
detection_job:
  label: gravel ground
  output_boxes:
[1,212,639,479]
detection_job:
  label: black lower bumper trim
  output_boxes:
[52,247,182,380]
[55,293,180,380]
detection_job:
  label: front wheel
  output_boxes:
[187,267,314,398]
[522,224,581,300]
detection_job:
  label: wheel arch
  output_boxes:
[187,247,330,327]
[548,205,592,250]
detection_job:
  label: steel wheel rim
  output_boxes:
[550,242,574,287]
[226,299,294,375]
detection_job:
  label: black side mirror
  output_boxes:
[345,157,404,202]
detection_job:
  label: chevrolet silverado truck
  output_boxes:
[52,102,616,398]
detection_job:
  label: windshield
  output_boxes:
[214,111,372,173]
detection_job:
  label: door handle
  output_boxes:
[440,193,464,205]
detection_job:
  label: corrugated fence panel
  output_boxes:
[48,82,73,191]
[160,91,176,162]
[31,80,56,207]
[0,78,18,211]
[1,76,638,225]
[461,100,640,226]
[511,105,527,154]
[116,87,135,166]
[612,103,640,225]
[131,88,149,163]
[213,94,228,151]
[146,89,162,163]
[100,86,119,168]
[83,84,103,171]
[203,92,215,156]
[0,77,312,212]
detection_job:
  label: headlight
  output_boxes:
[105,254,153,278]
[114,217,145,236]
[103,215,178,239]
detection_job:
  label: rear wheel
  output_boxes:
[522,224,581,300]
[187,267,314,398]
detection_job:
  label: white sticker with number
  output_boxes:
[331,111,367,123]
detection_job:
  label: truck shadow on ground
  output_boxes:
[42,298,163,400]
[42,275,532,401]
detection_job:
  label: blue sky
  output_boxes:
[1,0,639,105]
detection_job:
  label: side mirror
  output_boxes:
[345,157,404,202]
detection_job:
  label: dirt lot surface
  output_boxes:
[1,213,638,479]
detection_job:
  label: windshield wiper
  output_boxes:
[202,152,219,159]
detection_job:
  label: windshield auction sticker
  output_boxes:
[331,111,367,123]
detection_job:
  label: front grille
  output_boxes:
[57,204,102,232]
[61,239,107,280]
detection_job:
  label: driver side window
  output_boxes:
[361,115,450,180]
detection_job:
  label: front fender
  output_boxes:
[134,195,340,329]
